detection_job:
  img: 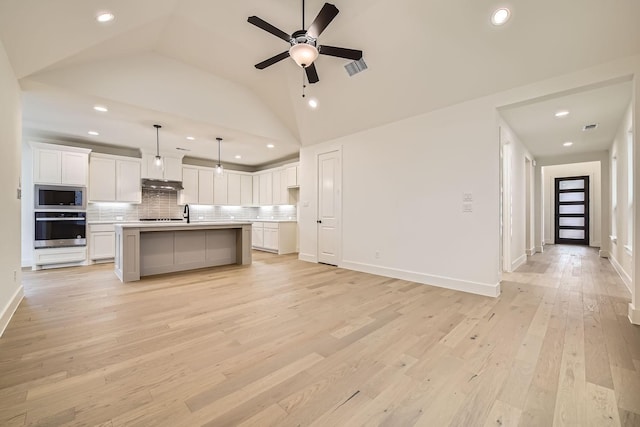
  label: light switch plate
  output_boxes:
[463,193,473,202]
[463,203,473,213]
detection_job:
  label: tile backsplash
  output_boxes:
[87,189,297,222]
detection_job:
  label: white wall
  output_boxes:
[300,96,502,297]
[0,39,23,336]
[542,161,602,247]
[498,116,535,271]
[609,103,634,292]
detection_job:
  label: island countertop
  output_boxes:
[115,221,252,229]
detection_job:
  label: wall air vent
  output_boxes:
[345,58,368,77]
[582,123,599,131]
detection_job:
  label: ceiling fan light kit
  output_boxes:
[248,1,363,84]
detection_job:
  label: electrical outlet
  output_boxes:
[463,192,473,202]
[463,203,473,213]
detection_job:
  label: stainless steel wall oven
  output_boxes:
[34,211,86,248]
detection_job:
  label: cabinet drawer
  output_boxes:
[263,222,279,229]
[89,224,115,233]
[34,247,87,265]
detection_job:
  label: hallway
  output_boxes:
[503,244,640,425]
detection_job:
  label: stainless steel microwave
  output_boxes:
[34,185,86,210]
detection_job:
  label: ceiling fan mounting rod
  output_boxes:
[302,0,305,30]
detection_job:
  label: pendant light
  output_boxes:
[215,137,224,176]
[153,124,162,167]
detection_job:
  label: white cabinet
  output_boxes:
[116,159,142,203]
[272,170,282,205]
[89,224,116,260]
[286,165,299,187]
[198,169,214,205]
[251,221,297,254]
[259,172,273,205]
[33,247,87,268]
[263,224,279,251]
[32,143,90,185]
[180,167,199,205]
[213,173,228,205]
[227,173,241,206]
[179,166,213,205]
[89,154,141,203]
[252,222,264,248]
[241,175,253,206]
[89,156,115,201]
[142,155,183,181]
[252,175,260,205]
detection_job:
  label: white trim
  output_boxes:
[341,260,500,297]
[624,245,632,255]
[535,245,544,253]
[608,255,632,295]
[0,286,24,337]
[298,253,317,263]
[511,253,527,271]
[610,235,618,243]
[526,247,536,256]
[545,239,554,245]
[629,303,640,325]
[599,250,609,258]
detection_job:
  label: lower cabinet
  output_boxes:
[251,222,297,254]
[89,224,116,261]
[33,247,87,269]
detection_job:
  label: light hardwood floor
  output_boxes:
[1,245,639,426]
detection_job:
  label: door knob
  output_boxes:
[317,220,322,224]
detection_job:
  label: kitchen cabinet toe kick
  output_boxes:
[114,222,252,282]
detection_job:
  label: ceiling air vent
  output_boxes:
[345,58,368,77]
[582,123,599,131]
[176,147,191,152]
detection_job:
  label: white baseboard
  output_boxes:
[599,250,609,258]
[0,285,24,337]
[526,247,536,256]
[544,239,554,245]
[535,245,544,253]
[341,260,500,297]
[298,253,317,263]
[608,255,632,295]
[629,303,640,325]
[511,253,527,271]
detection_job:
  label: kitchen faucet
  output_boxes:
[183,204,190,223]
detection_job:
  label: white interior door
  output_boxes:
[317,150,341,265]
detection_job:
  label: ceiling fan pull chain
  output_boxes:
[302,69,307,98]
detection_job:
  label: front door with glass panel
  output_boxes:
[555,176,589,245]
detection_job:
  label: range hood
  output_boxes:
[141,179,184,191]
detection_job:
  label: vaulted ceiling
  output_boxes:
[1,0,639,165]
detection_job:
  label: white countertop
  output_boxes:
[89,219,297,225]
[115,221,251,229]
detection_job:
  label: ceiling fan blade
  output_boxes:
[247,16,291,42]
[255,51,290,69]
[307,3,339,38]
[318,45,363,60]
[305,63,319,84]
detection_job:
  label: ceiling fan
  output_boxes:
[248,1,363,84]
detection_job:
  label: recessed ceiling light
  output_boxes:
[93,105,108,112]
[563,141,573,147]
[491,8,510,25]
[267,144,275,148]
[308,98,318,109]
[235,155,242,159]
[88,131,99,136]
[555,110,570,118]
[96,12,115,23]
[186,136,195,141]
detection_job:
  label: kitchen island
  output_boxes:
[114,221,252,282]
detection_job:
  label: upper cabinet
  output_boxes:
[286,165,299,188]
[179,166,213,205]
[213,173,228,205]
[88,153,141,203]
[141,154,183,181]
[32,143,90,186]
